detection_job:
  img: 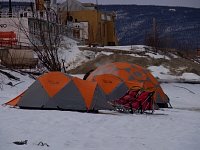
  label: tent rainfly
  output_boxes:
[5,72,112,111]
[87,62,170,107]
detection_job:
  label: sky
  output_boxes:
[78,0,200,8]
[2,0,200,8]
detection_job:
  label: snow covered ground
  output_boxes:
[0,70,200,150]
[0,43,200,150]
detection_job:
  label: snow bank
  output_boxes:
[58,37,96,70]
[83,45,148,52]
[146,52,171,60]
[181,73,200,81]
[148,65,175,80]
[148,65,200,82]
[161,83,200,109]
[58,37,82,68]
[0,70,34,103]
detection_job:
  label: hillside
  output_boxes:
[68,45,200,83]
[99,5,200,50]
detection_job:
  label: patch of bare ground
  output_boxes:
[68,48,200,76]
[162,58,200,76]
[67,54,149,74]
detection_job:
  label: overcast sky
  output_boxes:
[2,0,200,8]
[78,0,200,8]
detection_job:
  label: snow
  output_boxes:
[148,65,200,82]
[169,9,176,12]
[85,45,147,52]
[161,83,200,109]
[148,65,175,80]
[103,46,132,51]
[181,73,200,81]
[127,53,145,57]
[71,74,85,79]
[99,51,114,56]
[145,52,171,60]
[58,37,85,70]
[0,43,200,150]
[0,69,200,150]
[58,38,96,71]
[80,45,173,60]
[0,70,34,101]
[0,104,200,150]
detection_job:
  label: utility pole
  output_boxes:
[9,0,12,17]
[153,17,156,46]
[96,0,98,11]
[152,17,158,51]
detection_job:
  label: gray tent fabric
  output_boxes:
[43,98,57,109]
[52,80,87,110]
[90,86,112,110]
[14,77,112,111]
[6,72,127,111]
[18,80,50,108]
[107,83,129,102]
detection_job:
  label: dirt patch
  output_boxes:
[67,54,151,74]
[68,48,200,76]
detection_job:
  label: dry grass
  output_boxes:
[67,54,164,74]
[68,49,200,76]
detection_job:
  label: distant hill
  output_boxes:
[1,2,200,50]
[99,5,200,50]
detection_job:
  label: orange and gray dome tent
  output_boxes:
[89,74,143,102]
[86,62,169,107]
[5,72,112,111]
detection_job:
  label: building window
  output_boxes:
[107,15,111,21]
[67,16,73,22]
[24,12,27,17]
[101,14,106,20]
[40,12,44,18]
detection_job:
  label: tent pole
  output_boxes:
[168,102,173,109]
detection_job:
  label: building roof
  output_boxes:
[0,1,33,13]
[59,0,88,11]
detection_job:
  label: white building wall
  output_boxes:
[0,17,30,46]
[72,22,88,40]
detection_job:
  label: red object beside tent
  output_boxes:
[111,89,154,113]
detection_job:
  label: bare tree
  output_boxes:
[0,73,4,90]
[16,9,64,71]
[144,18,159,52]
[144,33,159,51]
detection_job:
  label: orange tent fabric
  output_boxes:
[87,62,169,106]
[92,74,123,94]
[88,74,143,103]
[38,72,71,97]
[5,92,25,106]
[72,77,97,109]
[5,72,111,111]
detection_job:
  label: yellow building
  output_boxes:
[59,1,117,46]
